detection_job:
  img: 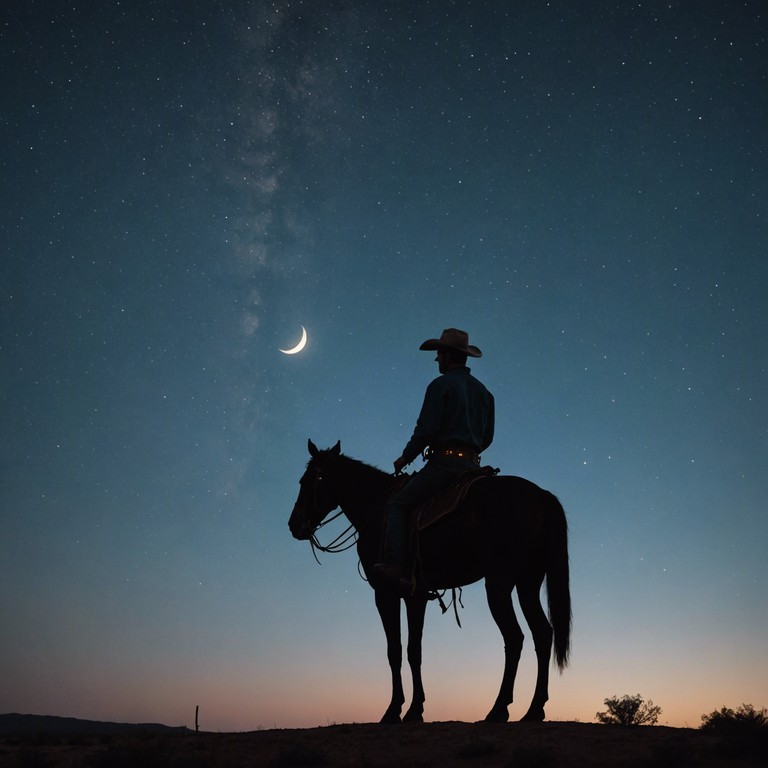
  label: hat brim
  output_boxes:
[419,339,482,357]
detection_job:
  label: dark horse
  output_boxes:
[288,440,571,724]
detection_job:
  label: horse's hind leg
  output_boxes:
[484,579,524,723]
[375,589,405,723]
[518,577,553,722]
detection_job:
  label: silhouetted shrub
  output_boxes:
[700,703,767,757]
[700,703,767,733]
[595,694,661,726]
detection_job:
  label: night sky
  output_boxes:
[2,1,766,731]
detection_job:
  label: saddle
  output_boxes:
[376,467,499,607]
[411,465,499,530]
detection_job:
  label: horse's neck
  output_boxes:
[333,456,391,528]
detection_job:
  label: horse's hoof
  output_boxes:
[520,707,545,722]
[379,710,402,725]
[484,706,509,723]
[403,709,424,723]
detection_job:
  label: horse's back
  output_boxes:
[465,473,558,514]
[418,473,563,589]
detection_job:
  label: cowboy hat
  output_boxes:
[419,328,482,357]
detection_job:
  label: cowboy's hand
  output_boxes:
[393,455,408,475]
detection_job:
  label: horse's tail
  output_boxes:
[544,491,571,671]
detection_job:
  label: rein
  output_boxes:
[304,463,398,568]
[309,510,358,562]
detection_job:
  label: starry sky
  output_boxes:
[1,1,766,731]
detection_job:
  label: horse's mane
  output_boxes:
[336,453,391,482]
[310,449,393,488]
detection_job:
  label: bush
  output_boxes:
[595,694,661,726]
[700,703,767,735]
[700,704,768,758]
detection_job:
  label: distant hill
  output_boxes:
[0,713,187,737]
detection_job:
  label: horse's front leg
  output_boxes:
[403,593,428,722]
[375,588,404,723]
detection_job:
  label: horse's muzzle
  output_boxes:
[288,508,312,540]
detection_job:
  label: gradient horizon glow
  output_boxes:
[2,1,766,732]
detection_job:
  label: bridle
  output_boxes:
[301,454,359,563]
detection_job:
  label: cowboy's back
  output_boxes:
[402,366,494,465]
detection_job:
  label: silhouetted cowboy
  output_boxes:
[373,328,495,590]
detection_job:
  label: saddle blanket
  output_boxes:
[411,465,498,530]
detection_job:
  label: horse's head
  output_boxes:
[288,439,342,540]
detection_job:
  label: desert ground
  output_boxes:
[1,720,765,768]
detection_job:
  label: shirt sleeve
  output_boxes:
[481,392,495,451]
[401,378,444,463]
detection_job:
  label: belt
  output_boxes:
[424,446,480,464]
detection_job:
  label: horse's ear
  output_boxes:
[331,440,341,455]
[308,439,319,457]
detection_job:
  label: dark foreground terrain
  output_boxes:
[1,718,765,767]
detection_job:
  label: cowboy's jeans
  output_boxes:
[383,455,477,567]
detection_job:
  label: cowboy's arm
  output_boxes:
[392,454,408,474]
[481,392,495,452]
[399,379,444,466]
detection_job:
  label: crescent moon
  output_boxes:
[279,325,308,355]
